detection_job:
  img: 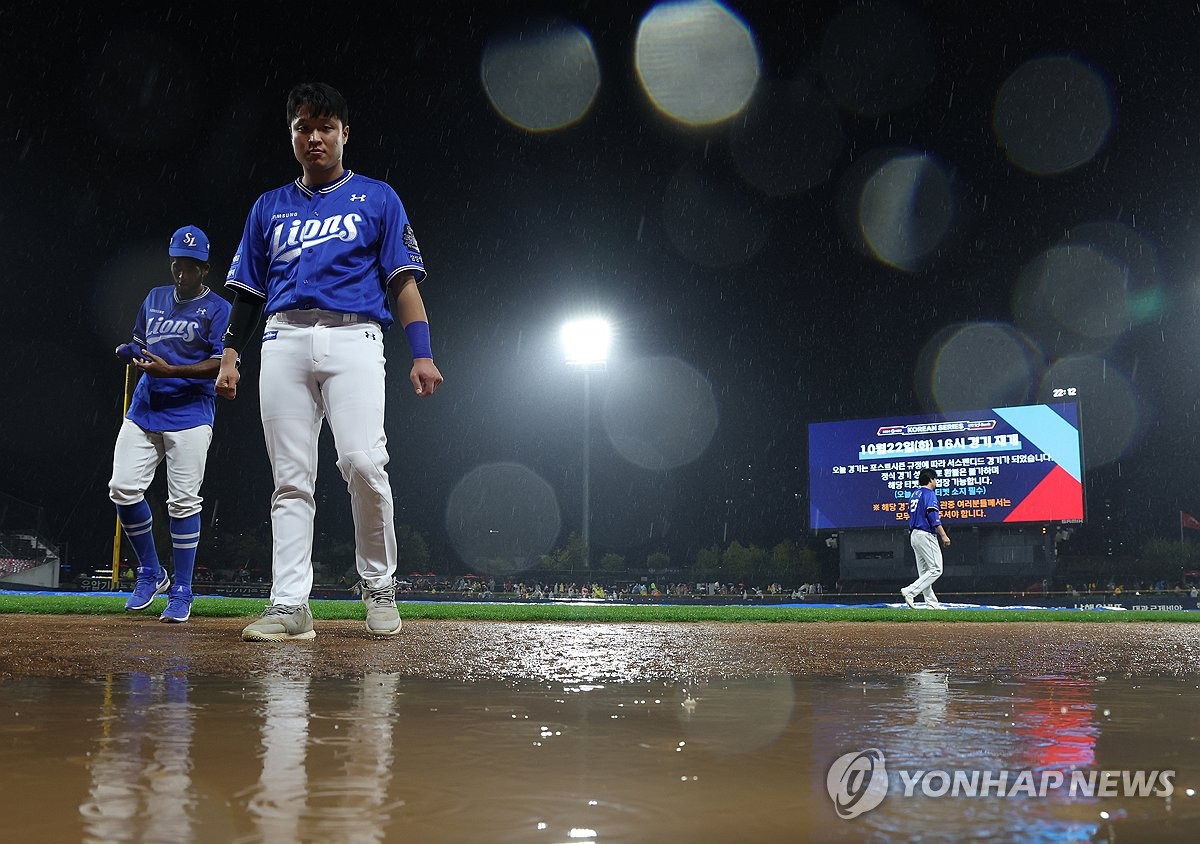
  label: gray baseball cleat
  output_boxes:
[361,579,402,636]
[241,604,316,641]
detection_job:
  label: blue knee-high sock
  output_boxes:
[170,513,201,589]
[116,501,161,574]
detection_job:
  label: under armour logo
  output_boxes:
[350,194,367,201]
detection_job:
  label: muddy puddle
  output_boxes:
[3,665,1199,842]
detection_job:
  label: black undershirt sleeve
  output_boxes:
[223,291,265,356]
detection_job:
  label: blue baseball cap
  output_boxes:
[168,225,210,261]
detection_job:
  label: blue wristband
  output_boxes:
[404,320,432,359]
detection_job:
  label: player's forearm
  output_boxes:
[390,272,434,359]
[168,359,222,379]
[222,292,265,356]
[389,272,428,326]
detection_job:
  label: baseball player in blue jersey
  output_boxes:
[109,225,232,623]
[902,468,951,609]
[216,82,443,642]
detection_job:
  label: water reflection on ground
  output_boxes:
[2,668,1199,842]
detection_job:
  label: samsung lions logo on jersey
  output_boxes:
[270,213,364,263]
[146,316,201,345]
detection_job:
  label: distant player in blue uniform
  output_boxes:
[216,82,443,642]
[902,467,951,609]
[109,225,232,622]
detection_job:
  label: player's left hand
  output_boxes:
[133,349,173,377]
[410,358,443,398]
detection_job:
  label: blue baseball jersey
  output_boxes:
[126,285,232,432]
[908,486,942,533]
[224,170,425,329]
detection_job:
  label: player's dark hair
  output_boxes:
[918,468,938,485]
[286,82,349,127]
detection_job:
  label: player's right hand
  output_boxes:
[216,365,239,400]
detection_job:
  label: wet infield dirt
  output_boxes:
[2,616,1199,682]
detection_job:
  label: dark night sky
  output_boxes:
[4,1,1200,571]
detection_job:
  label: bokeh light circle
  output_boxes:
[839,148,954,271]
[1040,356,1138,468]
[445,463,561,577]
[818,0,935,116]
[481,20,600,132]
[661,160,773,266]
[1062,221,1165,324]
[918,322,1044,414]
[635,0,760,126]
[729,78,844,197]
[1013,243,1130,358]
[602,356,718,471]
[994,55,1113,175]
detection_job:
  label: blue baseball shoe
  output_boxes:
[125,566,170,611]
[159,585,193,623]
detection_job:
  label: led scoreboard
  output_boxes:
[809,403,1084,529]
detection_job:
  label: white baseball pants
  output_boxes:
[259,310,398,605]
[907,529,943,602]
[109,419,212,518]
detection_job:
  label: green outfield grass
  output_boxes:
[0,594,1198,623]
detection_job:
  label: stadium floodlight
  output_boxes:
[561,317,611,370]
[561,317,612,569]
